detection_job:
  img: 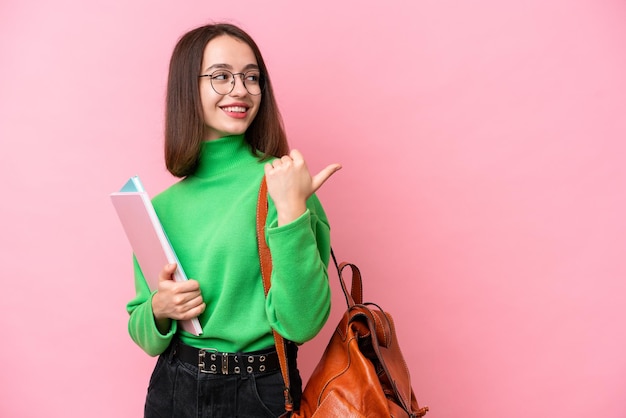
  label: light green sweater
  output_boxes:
[126,135,332,356]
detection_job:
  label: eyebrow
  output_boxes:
[204,63,260,73]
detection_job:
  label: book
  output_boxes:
[110,176,203,335]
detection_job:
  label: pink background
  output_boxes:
[2,0,625,417]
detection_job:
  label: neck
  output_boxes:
[193,134,253,178]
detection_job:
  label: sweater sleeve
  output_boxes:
[264,194,332,343]
[126,257,178,356]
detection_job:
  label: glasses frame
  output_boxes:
[198,70,264,96]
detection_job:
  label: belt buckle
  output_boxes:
[198,348,218,374]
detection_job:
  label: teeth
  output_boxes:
[222,106,247,113]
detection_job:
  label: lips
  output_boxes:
[219,103,250,120]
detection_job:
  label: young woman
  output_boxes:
[126,23,340,417]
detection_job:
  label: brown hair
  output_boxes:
[164,23,288,177]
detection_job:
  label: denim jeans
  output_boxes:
[144,344,302,418]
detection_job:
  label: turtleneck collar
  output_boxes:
[193,134,255,178]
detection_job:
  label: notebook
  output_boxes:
[110,176,202,335]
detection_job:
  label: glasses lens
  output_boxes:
[210,71,234,95]
[243,71,262,96]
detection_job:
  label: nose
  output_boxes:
[229,74,248,96]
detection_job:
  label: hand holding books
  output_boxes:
[151,262,206,334]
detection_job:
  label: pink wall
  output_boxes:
[2,0,625,416]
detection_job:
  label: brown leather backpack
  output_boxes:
[257,179,429,417]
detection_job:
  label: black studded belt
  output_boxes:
[174,341,280,375]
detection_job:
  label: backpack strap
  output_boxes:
[256,177,294,413]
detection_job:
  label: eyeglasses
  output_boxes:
[198,70,264,96]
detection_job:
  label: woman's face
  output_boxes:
[199,35,262,141]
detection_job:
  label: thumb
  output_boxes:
[311,163,342,193]
[158,263,177,282]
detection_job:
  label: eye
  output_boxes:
[245,72,261,84]
[210,71,231,82]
